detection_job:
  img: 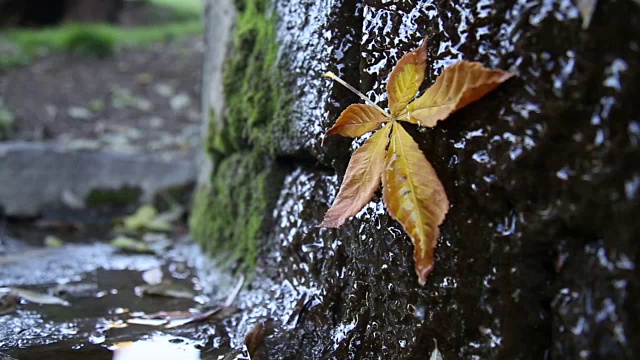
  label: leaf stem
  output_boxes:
[323,71,390,118]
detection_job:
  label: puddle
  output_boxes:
[0,221,239,359]
[110,333,202,360]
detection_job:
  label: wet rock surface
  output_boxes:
[194,0,639,358]
[1,0,637,357]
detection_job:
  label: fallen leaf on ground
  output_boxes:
[126,308,225,328]
[164,308,224,328]
[126,318,169,326]
[44,235,64,248]
[123,205,170,232]
[111,236,154,254]
[50,282,99,298]
[11,287,70,306]
[122,204,178,232]
[136,280,194,299]
[245,319,273,360]
[0,293,20,315]
[154,205,185,224]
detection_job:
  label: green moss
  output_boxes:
[189,152,284,266]
[210,0,288,154]
[205,109,234,157]
[86,187,142,208]
[193,0,291,268]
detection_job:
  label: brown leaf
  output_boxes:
[320,123,392,228]
[387,39,428,117]
[245,319,273,359]
[382,124,449,285]
[325,104,389,139]
[406,61,515,127]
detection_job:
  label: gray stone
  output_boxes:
[198,0,236,187]
[0,142,196,216]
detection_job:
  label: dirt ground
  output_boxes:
[0,2,203,155]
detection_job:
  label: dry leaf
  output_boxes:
[407,61,515,127]
[321,38,514,284]
[382,124,449,285]
[11,287,71,306]
[320,123,392,227]
[136,281,195,299]
[245,319,273,360]
[0,293,20,315]
[325,104,389,139]
[387,39,428,116]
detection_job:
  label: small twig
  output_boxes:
[224,274,245,308]
[323,71,390,118]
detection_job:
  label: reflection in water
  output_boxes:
[110,333,201,360]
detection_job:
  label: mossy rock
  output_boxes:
[206,0,290,156]
[190,151,286,266]
[86,186,142,208]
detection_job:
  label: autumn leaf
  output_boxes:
[387,39,428,116]
[325,104,389,138]
[321,37,514,285]
[406,61,516,127]
[320,123,392,228]
[382,124,449,285]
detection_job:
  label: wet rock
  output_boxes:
[0,142,196,216]
[196,0,639,358]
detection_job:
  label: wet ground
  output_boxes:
[0,36,203,155]
[0,218,242,359]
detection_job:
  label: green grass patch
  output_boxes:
[0,20,202,70]
[147,0,202,19]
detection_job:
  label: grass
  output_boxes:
[5,21,202,53]
[0,0,203,70]
[147,0,202,19]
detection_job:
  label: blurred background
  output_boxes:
[0,0,203,149]
[0,0,204,219]
[0,2,217,358]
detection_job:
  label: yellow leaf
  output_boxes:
[382,123,449,285]
[387,39,428,117]
[406,61,515,127]
[320,123,392,228]
[325,104,389,139]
